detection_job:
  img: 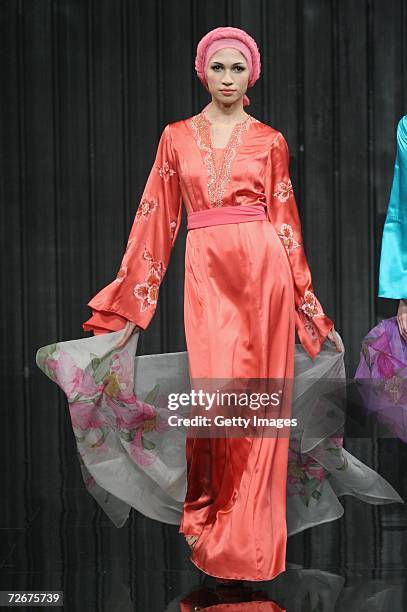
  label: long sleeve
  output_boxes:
[265,131,333,360]
[82,123,183,335]
[378,115,407,299]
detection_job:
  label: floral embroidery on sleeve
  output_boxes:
[273,179,293,203]
[133,247,166,312]
[115,264,127,283]
[135,197,158,221]
[299,290,324,318]
[278,223,300,254]
[157,161,176,182]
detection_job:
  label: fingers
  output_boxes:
[332,328,342,352]
[398,314,407,342]
[115,332,130,348]
[397,301,407,341]
[397,316,403,338]
[327,327,344,353]
[113,321,139,349]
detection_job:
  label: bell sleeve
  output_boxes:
[265,131,334,360]
[82,123,183,335]
[378,115,407,299]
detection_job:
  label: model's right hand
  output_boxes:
[397,299,407,342]
[327,324,344,352]
[114,320,142,348]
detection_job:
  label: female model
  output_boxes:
[378,114,407,341]
[82,27,342,582]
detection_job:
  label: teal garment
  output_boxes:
[378,115,407,299]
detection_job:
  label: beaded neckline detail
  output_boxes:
[189,111,259,208]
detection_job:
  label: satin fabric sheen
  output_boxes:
[187,202,267,229]
[378,115,407,299]
[180,148,295,579]
[81,111,333,580]
[82,112,333,358]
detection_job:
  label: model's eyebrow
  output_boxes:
[210,61,245,66]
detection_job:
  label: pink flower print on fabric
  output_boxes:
[273,179,293,203]
[133,247,166,312]
[287,440,326,504]
[300,290,324,318]
[115,399,169,466]
[37,343,173,468]
[70,403,110,433]
[157,161,176,182]
[105,355,158,464]
[103,350,171,465]
[278,223,300,254]
[375,347,405,379]
[135,197,158,221]
[44,350,102,399]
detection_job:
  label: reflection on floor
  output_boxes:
[1,439,406,611]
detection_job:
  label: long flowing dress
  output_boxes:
[355,116,407,445]
[81,110,334,581]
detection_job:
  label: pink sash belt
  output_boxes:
[187,204,267,230]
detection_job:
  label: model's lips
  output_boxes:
[220,90,236,95]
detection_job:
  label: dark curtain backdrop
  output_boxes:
[1,1,407,606]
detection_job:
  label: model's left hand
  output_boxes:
[114,320,142,349]
[397,299,407,342]
[327,325,344,352]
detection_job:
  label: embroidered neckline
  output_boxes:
[201,111,253,145]
[190,111,259,208]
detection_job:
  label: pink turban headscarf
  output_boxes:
[195,26,261,107]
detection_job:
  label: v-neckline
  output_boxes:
[189,111,257,208]
[200,110,253,151]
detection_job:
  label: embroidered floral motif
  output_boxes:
[133,247,166,312]
[278,223,300,254]
[135,197,158,221]
[143,246,165,274]
[273,179,293,203]
[190,112,260,208]
[157,161,176,182]
[115,264,127,283]
[299,290,324,318]
[190,113,217,206]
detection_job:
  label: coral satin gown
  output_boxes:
[82,110,333,580]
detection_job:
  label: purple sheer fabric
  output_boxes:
[355,316,407,442]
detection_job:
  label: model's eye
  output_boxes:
[211,64,245,72]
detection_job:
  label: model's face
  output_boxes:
[205,48,249,105]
